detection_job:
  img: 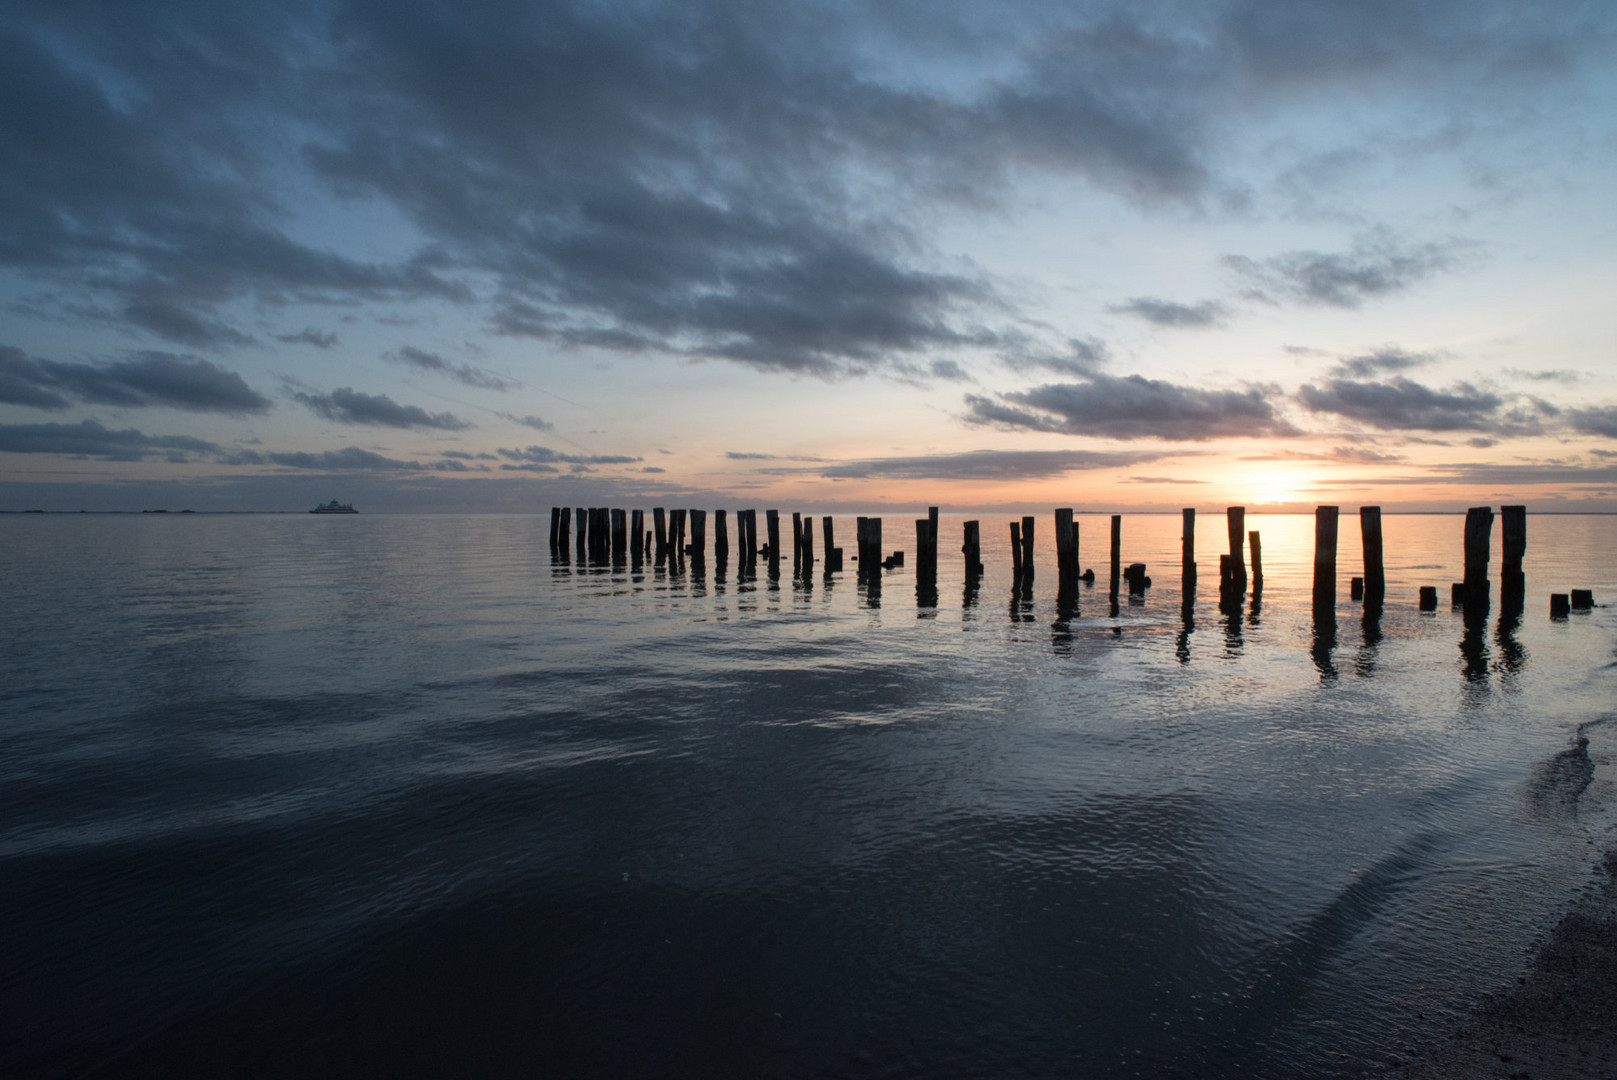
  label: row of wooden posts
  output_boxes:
[549,503,1587,615]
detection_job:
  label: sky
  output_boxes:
[2,0,1615,513]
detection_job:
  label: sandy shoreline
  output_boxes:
[1392,848,1617,1079]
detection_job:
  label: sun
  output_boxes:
[1243,469,1308,506]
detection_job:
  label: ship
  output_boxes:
[310,499,358,514]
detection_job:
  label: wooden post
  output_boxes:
[1550,593,1570,618]
[549,506,561,549]
[670,509,687,562]
[1464,506,1493,609]
[1226,506,1246,588]
[1501,504,1525,605]
[611,508,627,561]
[801,515,814,572]
[914,518,930,580]
[1420,585,1438,611]
[1110,514,1122,599]
[1350,577,1363,601]
[1572,589,1593,609]
[791,512,803,571]
[1313,506,1338,610]
[629,509,644,560]
[653,508,667,560]
[558,507,571,554]
[1359,506,1384,603]
[714,509,728,560]
[1020,515,1035,577]
[1010,521,1023,575]
[822,516,838,572]
[689,510,706,563]
[868,518,881,578]
[963,520,981,577]
[1249,530,1263,593]
[1055,508,1075,591]
[766,510,780,576]
[576,507,587,560]
[1181,508,1195,590]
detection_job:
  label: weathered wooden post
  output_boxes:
[801,515,814,575]
[1109,514,1122,600]
[1463,506,1493,610]
[611,508,627,562]
[670,509,687,564]
[766,510,781,578]
[822,516,840,572]
[1550,593,1570,618]
[689,510,706,564]
[1419,585,1438,611]
[713,510,727,561]
[1020,515,1035,578]
[1226,506,1246,589]
[1360,506,1384,605]
[1249,530,1263,594]
[1501,504,1525,609]
[1313,506,1338,612]
[1010,521,1023,575]
[1182,508,1195,590]
[653,508,668,561]
[549,506,561,550]
[791,512,803,571]
[576,507,588,561]
[1350,577,1363,601]
[921,506,939,582]
[558,506,571,555]
[962,520,982,578]
[1572,589,1593,609]
[1055,508,1076,593]
[630,509,644,561]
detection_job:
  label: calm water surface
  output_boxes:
[2,512,1615,1078]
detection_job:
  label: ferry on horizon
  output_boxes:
[310,499,358,514]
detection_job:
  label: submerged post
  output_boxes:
[1313,506,1339,611]
[1182,508,1196,591]
[1360,506,1384,605]
[1464,506,1493,610]
[1226,506,1246,589]
[1249,530,1263,594]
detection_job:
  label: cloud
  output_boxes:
[293,387,471,430]
[496,445,641,466]
[801,448,1168,481]
[0,1,1607,375]
[965,373,1297,440]
[1225,234,1470,308]
[1568,406,1617,438]
[223,447,427,471]
[1333,348,1434,378]
[1296,376,1552,434]
[389,346,516,391]
[0,346,272,414]
[0,419,217,460]
[726,451,827,462]
[1125,476,1206,484]
[275,328,339,349]
[1505,367,1585,384]
[497,413,555,431]
[1004,337,1110,377]
[1108,298,1226,328]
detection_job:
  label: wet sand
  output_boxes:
[1395,849,1617,1079]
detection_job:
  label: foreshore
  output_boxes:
[1395,848,1617,1079]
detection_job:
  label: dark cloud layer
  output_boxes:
[2,0,1604,376]
[389,346,516,391]
[0,346,271,413]
[293,386,471,430]
[1109,298,1226,328]
[0,419,217,460]
[966,372,1296,441]
[1296,375,1554,434]
[808,448,1165,481]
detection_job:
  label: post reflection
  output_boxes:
[1354,599,1382,678]
[1460,598,1490,684]
[1175,593,1194,665]
[1311,605,1338,680]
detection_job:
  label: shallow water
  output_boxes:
[2,511,1614,1077]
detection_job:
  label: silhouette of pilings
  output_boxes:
[690,509,706,568]
[575,506,587,561]
[1009,521,1022,575]
[795,513,815,581]
[1055,508,1076,596]
[742,509,759,568]
[611,508,627,563]
[822,516,842,573]
[1249,530,1264,595]
[962,520,983,579]
[765,510,781,579]
[1226,506,1247,592]
[555,506,571,557]
[629,509,644,562]
[714,509,729,562]
[1109,514,1122,603]
[856,517,883,582]
[1360,506,1385,607]
[1181,508,1195,592]
[1463,506,1493,614]
[549,506,561,550]
[1312,505,1338,615]
[1020,515,1035,579]
[653,508,668,563]
[1501,504,1525,615]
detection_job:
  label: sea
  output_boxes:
[2,510,1614,1078]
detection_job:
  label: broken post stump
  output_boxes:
[1464,506,1493,610]
[1551,593,1570,618]
[1249,530,1264,594]
[1420,586,1438,611]
[1572,589,1593,609]
[1109,514,1121,600]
